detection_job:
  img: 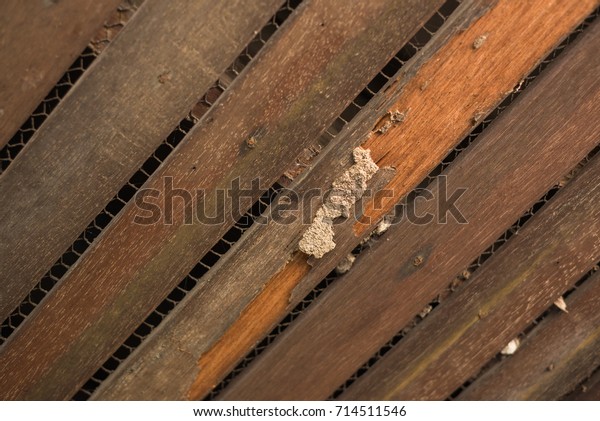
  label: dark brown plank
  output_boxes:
[458,271,600,400]
[343,155,600,400]
[94,0,599,400]
[0,0,444,400]
[0,0,282,321]
[566,365,600,401]
[0,0,122,147]
[219,19,600,400]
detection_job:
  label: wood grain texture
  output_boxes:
[0,0,443,400]
[566,365,600,400]
[219,19,600,400]
[458,271,600,400]
[0,0,122,148]
[0,0,282,321]
[90,0,446,401]
[96,0,599,401]
[343,155,600,400]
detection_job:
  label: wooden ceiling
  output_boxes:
[0,0,598,401]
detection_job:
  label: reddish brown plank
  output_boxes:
[342,155,600,400]
[0,0,282,321]
[218,18,600,400]
[0,0,445,400]
[0,0,122,147]
[94,0,599,401]
[458,271,600,400]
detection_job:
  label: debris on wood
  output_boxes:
[412,255,424,267]
[246,136,257,149]
[500,338,521,355]
[298,218,336,260]
[553,296,568,313]
[471,111,485,125]
[335,254,356,275]
[157,71,171,84]
[375,110,408,134]
[418,304,432,319]
[473,34,488,49]
[299,147,378,258]
[374,215,393,235]
[376,120,392,134]
[390,110,407,124]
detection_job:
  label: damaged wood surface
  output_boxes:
[90,0,447,401]
[0,0,282,322]
[458,271,600,400]
[0,0,122,148]
[218,20,600,400]
[0,0,446,400]
[97,0,599,401]
[1,0,598,403]
[342,154,600,400]
[355,0,600,235]
[270,0,600,316]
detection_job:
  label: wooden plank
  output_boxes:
[342,156,600,400]
[0,0,445,401]
[0,0,122,148]
[458,271,600,400]
[218,19,600,400]
[0,0,283,321]
[94,0,599,401]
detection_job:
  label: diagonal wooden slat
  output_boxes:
[218,17,600,400]
[0,0,446,401]
[0,0,122,148]
[342,154,600,400]
[0,0,283,321]
[458,271,600,400]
